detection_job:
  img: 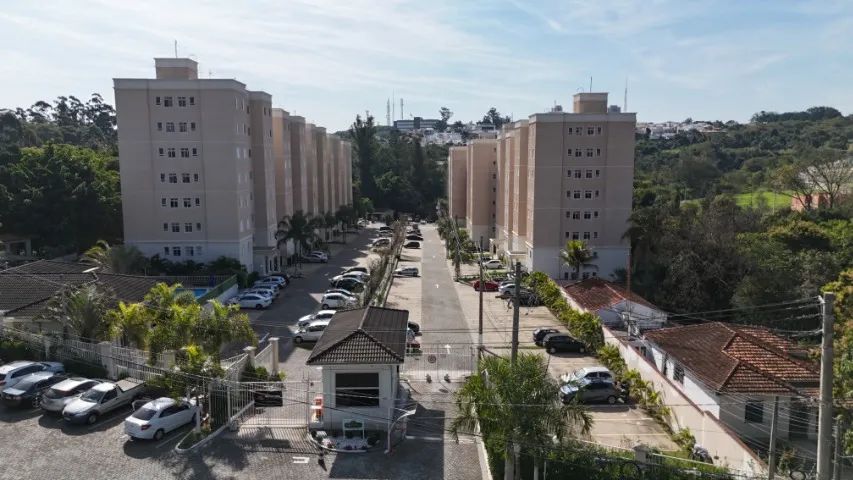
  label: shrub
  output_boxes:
[672,428,696,454]
[0,338,41,362]
[62,359,109,379]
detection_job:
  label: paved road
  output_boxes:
[420,225,474,348]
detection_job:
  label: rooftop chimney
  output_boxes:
[154,58,198,80]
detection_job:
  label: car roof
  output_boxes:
[52,377,94,391]
[316,310,337,316]
[0,361,34,373]
[92,382,115,392]
[143,397,176,410]
[307,319,331,327]
[20,370,56,381]
[575,366,611,375]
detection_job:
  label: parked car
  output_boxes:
[302,252,328,263]
[329,277,365,292]
[325,288,358,299]
[41,377,102,414]
[406,328,421,352]
[294,320,330,343]
[259,275,287,287]
[297,309,337,328]
[63,378,145,425]
[321,292,357,309]
[124,397,199,440]
[309,251,329,261]
[252,280,281,292]
[245,287,276,299]
[232,293,273,310]
[560,366,614,385]
[472,280,499,292]
[532,328,561,346]
[408,321,421,335]
[342,266,369,275]
[560,378,628,405]
[0,361,65,389]
[403,241,421,249]
[329,272,369,285]
[406,234,424,241]
[371,238,391,248]
[2,371,67,408]
[498,283,531,297]
[482,259,504,270]
[394,267,419,277]
[378,226,392,232]
[378,231,393,238]
[542,333,587,354]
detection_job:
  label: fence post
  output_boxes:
[633,444,649,464]
[98,341,116,379]
[43,334,52,360]
[158,350,176,369]
[268,337,280,377]
[243,346,256,369]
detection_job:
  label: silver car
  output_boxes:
[41,377,102,413]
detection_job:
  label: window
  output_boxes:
[673,365,685,384]
[182,173,191,183]
[596,126,602,135]
[167,148,176,158]
[567,127,573,135]
[172,246,181,256]
[184,223,193,232]
[183,198,191,208]
[189,96,195,106]
[584,190,592,199]
[196,223,202,231]
[335,373,379,407]
[166,122,175,132]
[162,223,168,232]
[585,170,593,179]
[157,122,163,131]
[158,147,164,157]
[586,148,594,157]
[160,173,166,182]
[574,126,582,135]
[168,173,178,183]
[745,401,764,423]
[163,96,173,107]
[574,149,582,157]
[596,148,602,157]
[595,169,601,177]
[565,211,571,218]
[193,173,199,182]
[587,126,595,135]
[195,198,201,207]
[196,246,203,256]
[594,211,599,218]
[570,271,579,280]
[161,198,167,207]
[583,232,590,240]
[583,211,591,220]
[595,190,600,198]
[565,231,570,239]
[171,223,180,233]
[190,122,196,131]
[192,147,198,156]
[593,232,598,239]
[187,246,194,256]
[177,96,186,107]
[572,211,581,220]
[163,246,169,255]
[574,170,582,179]
[179,122,187,133]
[155,96,161,106]
[582,272,590,279]
[180,148,189,158]
[170,198,178,208]
[572,232,579,240]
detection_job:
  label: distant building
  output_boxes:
[447,146,468,224]
[465,140,498,248]
[561,278,666,332]
[393,117,439,132]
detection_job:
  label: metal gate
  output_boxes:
[220,379,312,428]
[401,344,476,381]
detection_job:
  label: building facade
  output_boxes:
[447,146,468,224]
[465,140,497,248]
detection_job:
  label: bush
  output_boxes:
[672,428,696,454]
[0,338,41,362]
[523,272,604,350]
[63,358,109,379]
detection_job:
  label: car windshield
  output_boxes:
[132,408,158,420]
[80,388,104,402]
[11,378,39,392]
[44,387,74,399]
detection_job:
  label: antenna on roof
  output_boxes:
[624,76,628,112]
[174,40,178,58]
[589,76,593,92]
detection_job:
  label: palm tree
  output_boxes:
[107,301,150,348]
[82,240,147,274]
[275,211,321,266]
[560,240,594,281]
[194,301,256,362]
[42,284,113,340]
[451,353,592,480]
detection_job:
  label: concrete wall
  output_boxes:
[603,326,767,477]
[465,140,497,249]
[320,363,399,431]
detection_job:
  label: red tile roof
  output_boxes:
[644,322,819,395]
[562,278,658,312]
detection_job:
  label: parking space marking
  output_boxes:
[292,456,309,464]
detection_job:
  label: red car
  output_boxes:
[472,280,499,292]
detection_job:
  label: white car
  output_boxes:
[294,320,330,344]
[325,288,358,300]
[394,267,419,277]
[234,293,273,310]
[309,251,329,261]
[0,361,65,390]
[253,280,281,292]
[259,275,287,287]
[246,287,276,298]
[329,272,369,285]
[302,252,328,263]
[482,259,504,270]
[342,266,369,275]
[297,309,336,328]
[40,377,102,413]
[371,238,391,248]
[321,292,356,309]
[124,397,199,440]
[560,366,614,385]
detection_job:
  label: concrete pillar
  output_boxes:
[268,337,280,376]
[158,350,176,369]
[98,341,116,379]
[243,345,257,369]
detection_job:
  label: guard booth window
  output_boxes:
[335,373,379,407]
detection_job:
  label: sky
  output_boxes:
[1,0,852,132]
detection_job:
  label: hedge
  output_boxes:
[523,272,603,350]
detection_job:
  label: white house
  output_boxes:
[643,322,820,448]
[306,306,408,432]
[561,278,666,332]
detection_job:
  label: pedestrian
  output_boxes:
[318,450,326,470]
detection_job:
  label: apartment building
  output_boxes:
[272,109,294,258]
[524,92,634,280]
[494,121,530,257]
[115,58,262,270]
[447,146,468,224]
[304,124,320,215]
[465,140,498,248]
[288,115,308,213]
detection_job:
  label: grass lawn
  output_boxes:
[681,190,791,211]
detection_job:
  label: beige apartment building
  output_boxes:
[465,140,498,248]
[494,120,530,257]
[116,58,353,273]
[115,58,262,271]
[447,146,468,224]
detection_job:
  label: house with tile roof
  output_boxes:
[642,322,819,446]
[561,278,666,331]
[306,306,409,431]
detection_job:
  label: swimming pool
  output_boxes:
[177,287,211,299]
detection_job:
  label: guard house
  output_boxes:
[306,306,408,432]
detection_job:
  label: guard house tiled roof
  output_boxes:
[562,278,658,312]
[644,322,819,396]
[306,306,409,366]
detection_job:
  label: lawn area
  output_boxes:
[681,190,791,211]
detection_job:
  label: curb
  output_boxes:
[174,422,228,454]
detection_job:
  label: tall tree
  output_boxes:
[82,240,147,274]
[482,107,512,130]
[560,240,594,281]
[41,284,114,340]
[350,115,378,200]
[435,106,453,132]
[275,211,321,262]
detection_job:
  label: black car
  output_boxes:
[532,327,560,346]
[406,234,424,241]
[330,277,365,292]
[408,321,421,335]
[2,371,67,408]
[542,333,587,354]
[403,241,421,249]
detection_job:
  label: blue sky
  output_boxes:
[1,0,851,131]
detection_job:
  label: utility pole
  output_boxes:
[817,292,835,480]
[833,416,844,480]
[768,396,779,480]
[510,261,521,364]
[477,239,485,355]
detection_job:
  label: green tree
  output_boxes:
[560,240,594,281]
[275,211,321,263]
[451,353,592,480]
[350,115,378,200]
[435,106,453,132]
[82,240,147,274]
[106,301,150,348]
[193,301,255,362]
[41,283,114,340]
[482,107,511,130]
